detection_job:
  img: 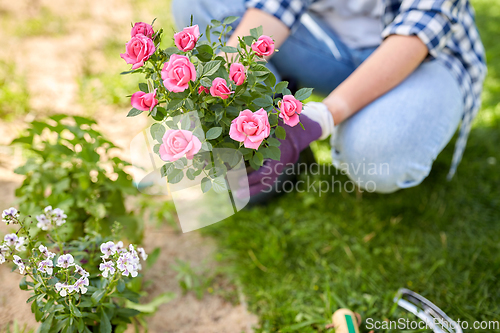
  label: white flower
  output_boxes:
[2,207,19,224]
[100,241,116,259]
[36,206,67,230]
[52,208,67,226]
[38,245,56,259]
[14,237,26,252]
[36,214,51,230]
[0,245,8,264]
[115,241,125,253]
[74,264,89,277]
[99,260,115,278]
[55,282,72,297]
[117,252,139,278]
[73,276,89,294]
[4,233,18,247]
[38,259,53,275]
[57,254,75,269]
[13,255,26,274]
[138,247,148,261]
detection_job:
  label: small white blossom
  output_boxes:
[38,245,56,259]
[115,241,125,253]
[73,276,89,294]
[0,245,8,264]
[57,254,75,269]
[116,252,139,277]
[4,233,18,247]
[52,208,67,226]
[38,259,53,275]
[74,264,89,277]
[13,255,26,274]
[100,241,116,259]
[36,214,51,230]
[36,206,67,230]
[2,207,19,224]
[138,247,148,261]
[55,282,72,297]
[99,260,115,278]
[14,237,26,252]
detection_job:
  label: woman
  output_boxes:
[172,0,486,195]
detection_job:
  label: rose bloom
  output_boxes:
[210,78,234,99]
[120,34,156,70]
[198,86,209,94]
[229,109,270,149]
[174,25,200,52]
[252,35,275,57]
[131,89,158,112]
[279,95,303,127]
[161,54,197,93]
[159,129,202,162]
[229,63,246,86]
[131,22,154,38]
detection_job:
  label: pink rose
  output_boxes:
[161,54,197,93]
[159,129,202,162]
[120,34,156,70]
[229,109,270,149]
[198,86,209,94]
[131,89,158,112]
[252,35,275,57]
[174,25,200,52]
[278,95,302,127]
[229,63,246,86]
[131,22,154,38]
[210,78,234,100]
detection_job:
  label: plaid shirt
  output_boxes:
[245,0,487,179]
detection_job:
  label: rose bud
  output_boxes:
[252,35,275,57]
[131,89,158,112]
[131,22,154,38]
[210,78,234,100]
[229,63,246,86]
[159,129,202,162]
[229,108,270,149]
[174,25,201,52]
[278,95,302,127]
[120,34,156,70]
[161,54,197,93]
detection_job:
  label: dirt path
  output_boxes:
[0,0,257,331]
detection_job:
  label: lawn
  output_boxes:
[203,0,500,331]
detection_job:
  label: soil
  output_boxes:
[0,0,258,331]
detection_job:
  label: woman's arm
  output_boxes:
[225,8,290,52]
[323,35,428,124]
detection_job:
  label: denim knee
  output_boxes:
[333,148,433,194]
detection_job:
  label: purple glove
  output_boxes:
[247,115,322,196]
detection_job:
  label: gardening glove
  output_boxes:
[247,102,335,196]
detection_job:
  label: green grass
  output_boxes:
[202,0,500,332]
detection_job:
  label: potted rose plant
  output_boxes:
[120,19,313,192]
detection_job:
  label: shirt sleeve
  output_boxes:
[244,0,312,29]
[381,0,464,58]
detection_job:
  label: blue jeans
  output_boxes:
[172,0,464,193]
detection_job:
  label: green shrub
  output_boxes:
[11,114,141,242]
